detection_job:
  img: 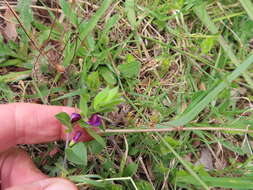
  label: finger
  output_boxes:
[0,148,47,189]
[5,178,77,190]
[0,103,93,151]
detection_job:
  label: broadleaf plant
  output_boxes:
[55,86,123,166]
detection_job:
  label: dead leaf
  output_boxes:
[1,8,18,41]
[195,148,214,171]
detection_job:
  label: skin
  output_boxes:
[0,103,92,190]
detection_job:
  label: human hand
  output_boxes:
[0,103,91,190]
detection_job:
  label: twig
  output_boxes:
[139,156,155,190]
[0,5,63,13]
[101,127,253,134]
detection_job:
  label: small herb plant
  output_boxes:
[55,86,123,167]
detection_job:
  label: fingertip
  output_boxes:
[42,178,78,190]
[5,178,78,190]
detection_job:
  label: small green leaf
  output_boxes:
[118,55,141,78]
[55,112,71,129]
[100,14,120,45]
[85,127,106,147]
[105,87,119,103]
[125,0,137,30]
[87,35,95,51]
[123,162,138,177]
[93,87,123,112]
[59,0,78,25]
[99,66,117,85]
[136,180,154,190]
[17,0,33,30]
[201,37,216,54]
[68,175,106,187]
[87,71,100,90]
[65,142,87,166]
[88,140,104,154]
[93,87,110,110]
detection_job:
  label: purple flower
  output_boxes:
[69,131,82,146]
[70,113,81,123]
[72,131,82,142]
[87,114,101,127]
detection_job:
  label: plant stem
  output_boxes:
[101,127,253,134]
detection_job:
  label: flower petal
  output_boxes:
[70,113,81,123]
[87,114,101,127]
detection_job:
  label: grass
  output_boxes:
[1,0,253,189]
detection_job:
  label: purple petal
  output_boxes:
[72,131,82,142]
[87,114,101,127]
[70,113,81,123]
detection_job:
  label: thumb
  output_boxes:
[5,178,78,190]
[0,148,77,190]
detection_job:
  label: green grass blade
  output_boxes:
[51,89,85,102]
[177,175,253,189]
[125,0,137,30]
[62,0,112,66]
[17,0,33,30]
[193,3,253,89]
[0,70,31,82]
[157,133,210,190]
[78,0,112,42]
[165,54,253,126]
[239,0,253,21]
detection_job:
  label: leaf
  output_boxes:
[59,0,78,25]
[95,99,124,113]
[241,135,253,155]
[88,140,104,154]
[201,38,215,54]
[65,142,87,166]
[93,87,123,112]
[55,112,71,129]
[123,162,138,177]
[136,180,154,190]
[239,0,253,21]
[0,71,31,83]
[100,14,120,44]
[93,87,110,110]
[51,89,85,102]
[99,66,117,85]
[195,148,213,171]
[78,0,112,41]
[85,127,106,147]
[17,0,33,30]
[87,71,100,90]
[68,175,106,187]
[105,87,119,103]
[125,0,137,30]
[118,56,141,78]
